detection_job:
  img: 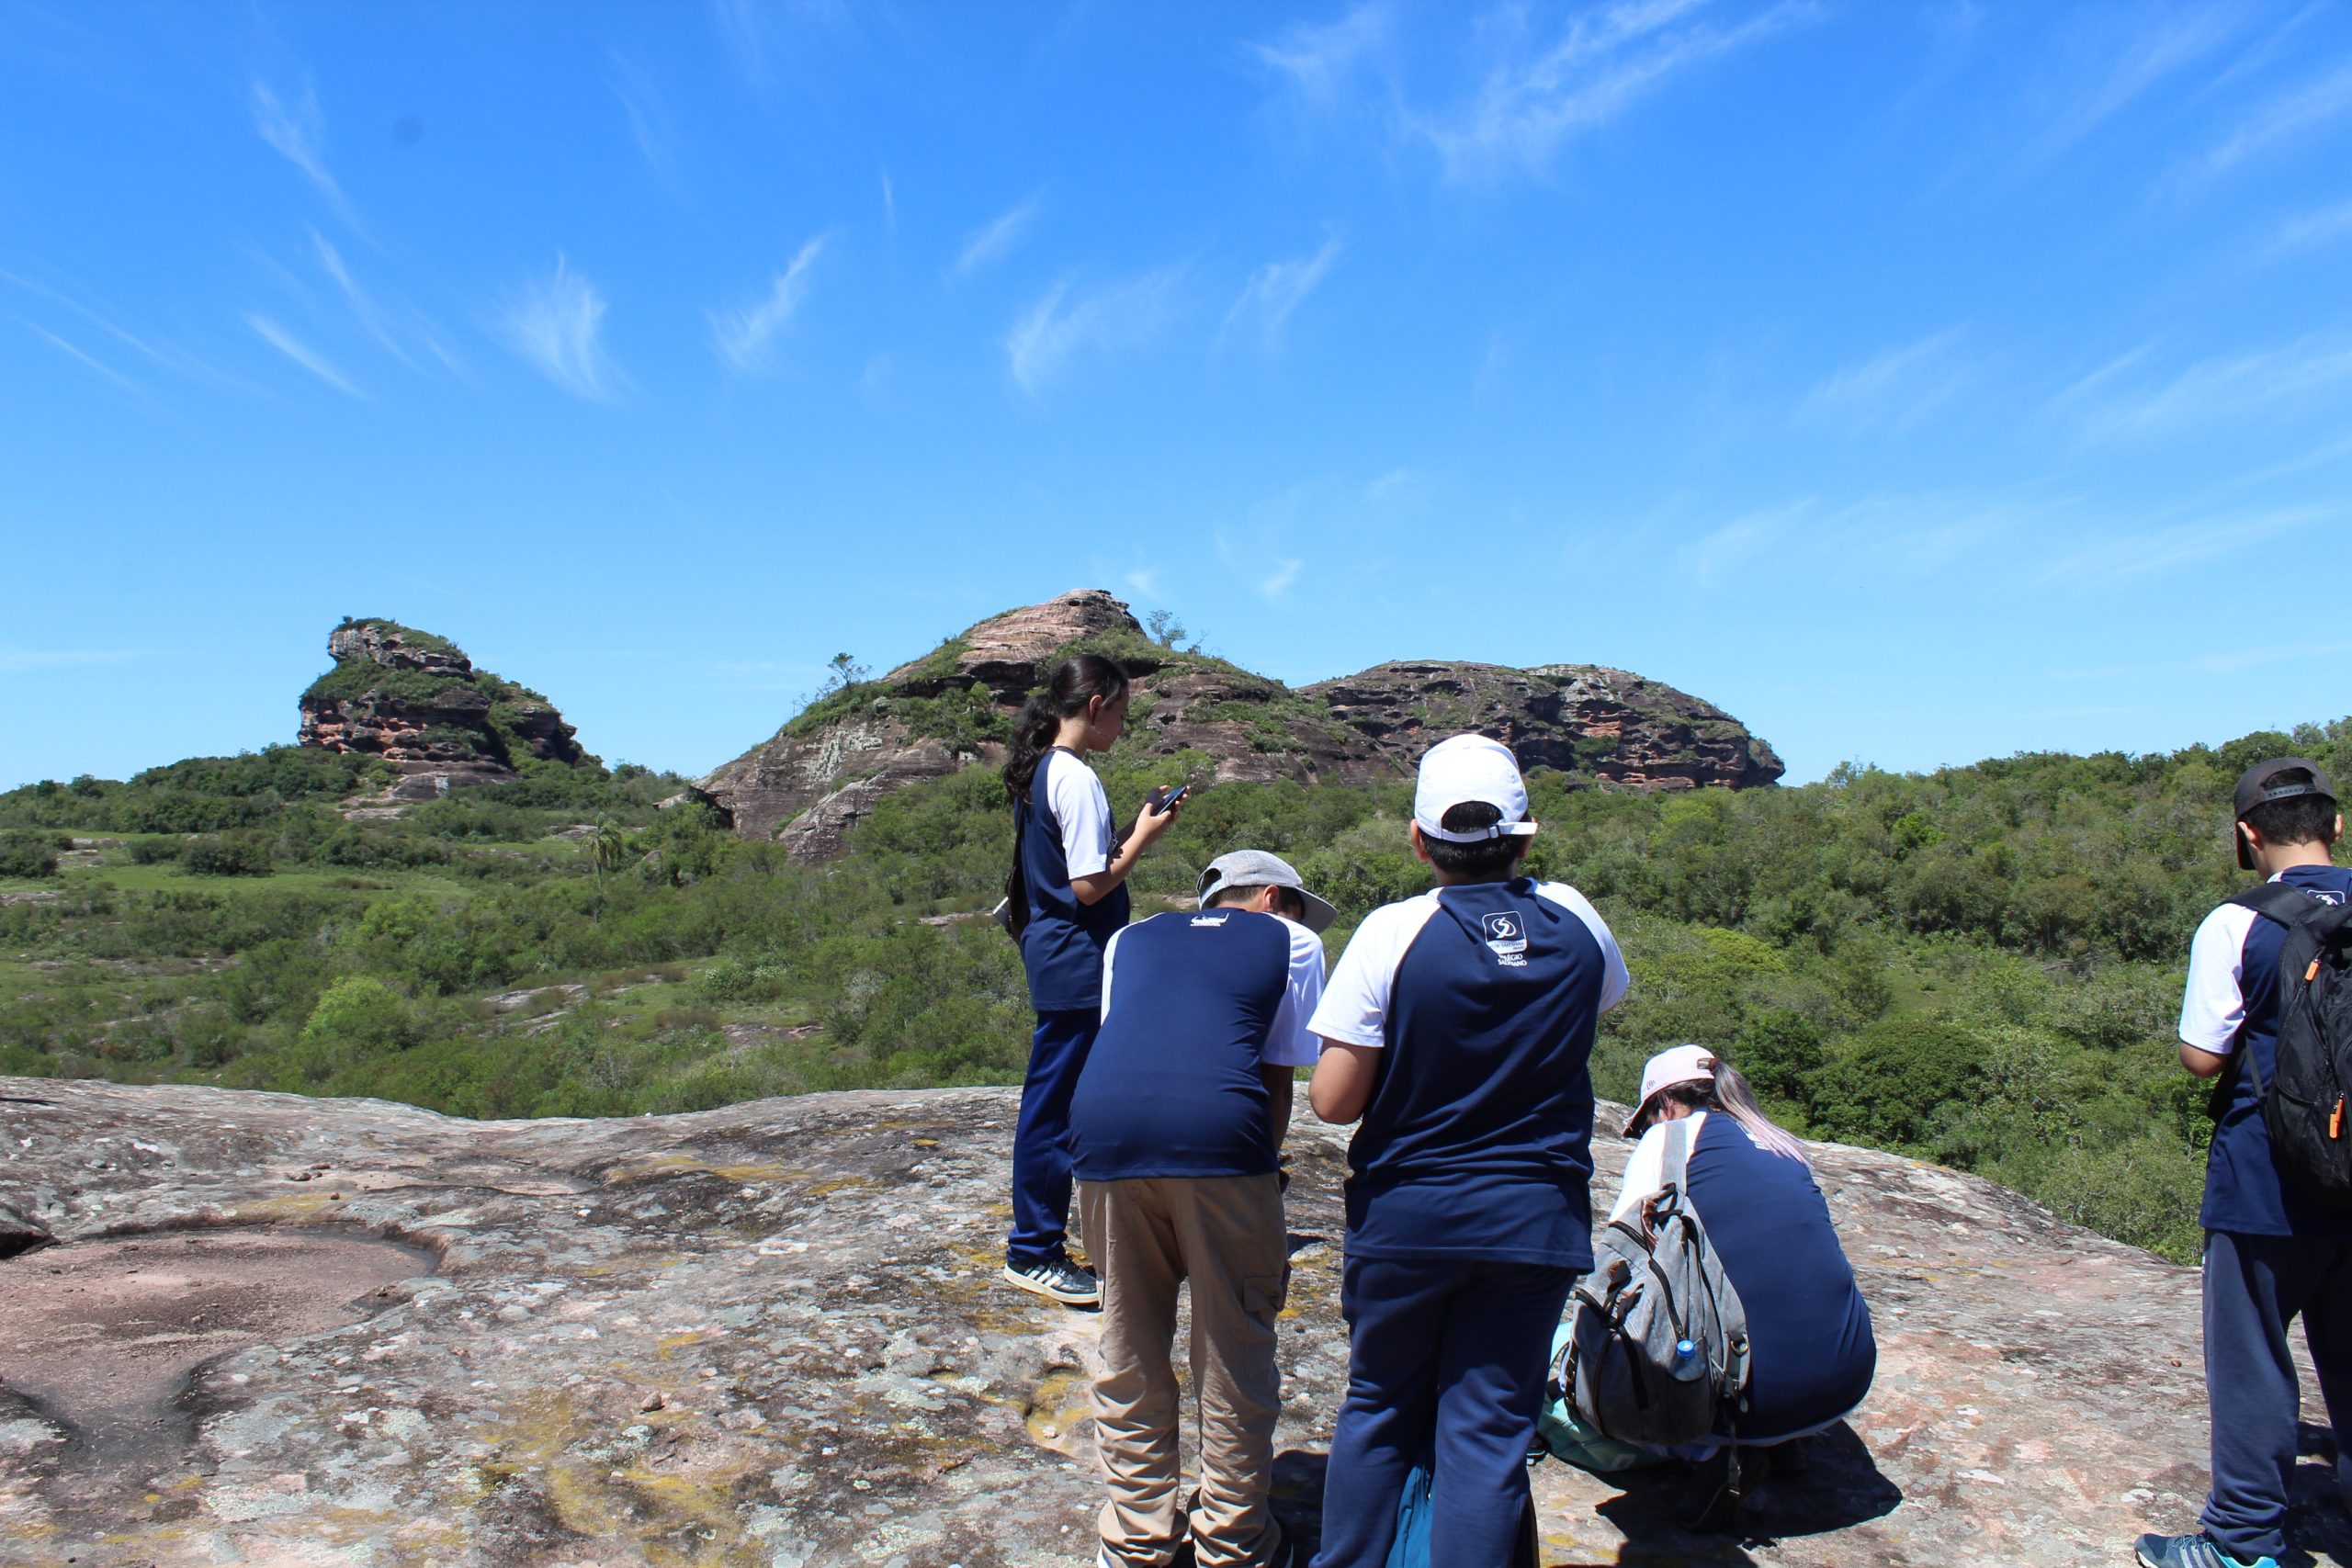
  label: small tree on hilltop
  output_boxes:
[1145,609,1188,649]
[822,652,871,694]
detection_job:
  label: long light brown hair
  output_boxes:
[1657,1055,1809,1164]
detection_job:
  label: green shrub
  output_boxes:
[695,957,788,1003]
[290,975,414,1081]
[182,833,273,876]
[1808,1019,1984,1148]
[0,831,61,878]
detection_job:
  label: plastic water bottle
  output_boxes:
[1671,1337,1702,1380]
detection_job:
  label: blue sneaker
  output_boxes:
[2132,1531,2279,1568]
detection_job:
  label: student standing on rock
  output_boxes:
[1306,734,1630,1567]
[2138,759,2352,1568]
[1000,654,1182,1308]
[1068,849,1334,1568]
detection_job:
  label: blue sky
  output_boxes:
[5,1,2351,791]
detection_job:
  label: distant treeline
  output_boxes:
[3,716,2347,1265]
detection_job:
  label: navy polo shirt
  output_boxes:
[1311,878,1629,1271]
[1069,908,1313,1181]
[1682,1114,1875,1438]
[2181,863,2352,1238]
[1016,750,1129,1013]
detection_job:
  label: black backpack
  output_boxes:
[2220,883,2352,1209]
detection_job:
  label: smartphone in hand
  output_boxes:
[1153,783,1193,816]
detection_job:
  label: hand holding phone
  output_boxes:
[1153,783,1192,816]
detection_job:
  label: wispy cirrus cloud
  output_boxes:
[1795,326,1977,434]
[2035,504,2336,586]
[2052,333,2352,443]
[1124,569,1161,599]
[1222,237,1343,350]
[2192,56,2352,180]
[17,319,147,399]
[1,271,238,389]
[500,255,622,400]
[710,0,871,93]
[1261,558,1305,598]
[607,52,682,188]
[1249,2,1392,106]
[955,193,1044,278]
[1680,491,2032,592]
[1004,266,1185,396]
[309,229,422,369]
[709,236,827,374]
[245,312,363,397]
[2270,194,2352,255]
[0,647,141,674]
[251,76,359,227]
[1413,0,1821,178]
[2021,7,2245,165]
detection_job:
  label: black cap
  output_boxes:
[2233,757,2338,869]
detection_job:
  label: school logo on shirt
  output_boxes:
[2312,889,2348,907]
[1481,911,1529,967]
[1191,913,1232,927]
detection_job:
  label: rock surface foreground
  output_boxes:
[6,1077,2344,1567]
[695,591,1784,855]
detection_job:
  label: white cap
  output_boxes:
[1413,734,1541,844]
[1623,1044,1718,1136]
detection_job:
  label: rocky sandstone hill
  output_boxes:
[696,590,1783,855]
[6,1076,2342,1567]
[299,620,587,799]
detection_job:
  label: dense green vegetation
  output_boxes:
[4,717,2349,1264]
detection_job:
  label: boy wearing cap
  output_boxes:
[2137,759,2352,1568]
[1068,849,1335,1568]
[1306,734,1630,1568]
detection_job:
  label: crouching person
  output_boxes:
[1068,849,1336,1568]
[1611,1045,1876,1527]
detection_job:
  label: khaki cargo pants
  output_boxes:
[1079,1172,1289,1568]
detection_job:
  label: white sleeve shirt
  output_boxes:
[2180,899,2262,1055]
[1262,915,1329,1068]
[1306,881,1631,1048]
[1039,749,1114,879]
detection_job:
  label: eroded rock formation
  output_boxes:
[1306,660,1786,790]
[696,590,1782,857]
[6,1077,2335,1567]
[298,620,587,800]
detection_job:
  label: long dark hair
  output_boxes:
[1002,654,1129,802]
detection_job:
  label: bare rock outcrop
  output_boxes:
[6,1076,2339,1566]
[298,619,588,800]
[1307,660,1786,790]
[697,591,1781,858]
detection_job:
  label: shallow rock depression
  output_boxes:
[2,1077,2346,1567]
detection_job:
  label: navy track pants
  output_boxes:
[1313,1254,1575,1568]
[1007,1008,1099,1269]
[2200,1229,2352,1562]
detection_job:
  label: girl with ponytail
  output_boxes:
[999,653,1183,1306]
[1612,1046,1877,1507]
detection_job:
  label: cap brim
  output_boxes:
[1295,890,1339,933]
